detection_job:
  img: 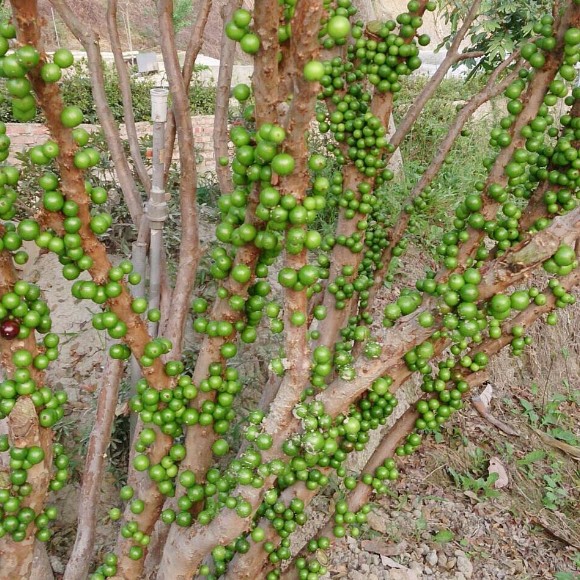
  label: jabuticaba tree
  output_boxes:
[0,0,578,578]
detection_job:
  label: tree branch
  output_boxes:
[252,0,281,122]
[107,0,152,195]
[0,232,53,576]
[388,0,483,153]
[63,358,125,580]
[284,252,580,576]
[10,6,180,578]
[156,2,325,576]
[368,54,523,308]
[158,0,200,356]
[213,0,241,195]
[162,0,213,176]
[49,0,145,228]
[456,50,485,61]
[172,0,283,521]
[320,203,580,417]
[452,2,579,271]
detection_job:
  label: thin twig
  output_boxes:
[162,0,213,178]
[107,0,151,194]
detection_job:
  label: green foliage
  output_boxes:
[0,60,216,123]
[438,0,553,71]
[519,387,580,446]
[448,466,501,499]
[172,0,194,34]
[186,65,218,115]
[432,528,454,543]
[542,468,570,510]
[381,75,492,254]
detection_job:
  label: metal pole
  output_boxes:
[147,87,169,338]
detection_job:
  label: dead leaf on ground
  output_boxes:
[488,456,509,488]
[472,382,519,436]
[361,539,408,557]
[380,554,405,569]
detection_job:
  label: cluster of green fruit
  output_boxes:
[0,0,578,577]
[182,377,399,577]
[0,436,65,543]
[225,8,261,55]
[0,26,74,122]
[189,10,578,574]
[130,365,237,441]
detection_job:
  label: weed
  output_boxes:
[519,388,580,446]
[542,466,571,511]
[448,466,500,500]
[432,528,454,543]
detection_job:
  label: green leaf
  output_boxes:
[517,449,546,465]
[433,529,455,543]
[548,428,579,446]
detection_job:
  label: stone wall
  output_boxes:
[5,114,217,174]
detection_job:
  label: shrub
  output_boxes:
[0,60,216,123]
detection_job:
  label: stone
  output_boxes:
[367,511,389,533]
[456,553,473,578]
[49,556,65,574]
[438,552,448,567]
[425,550,436,566]
[388,570,420,580]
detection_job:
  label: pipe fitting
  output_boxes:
[151,87,169,123]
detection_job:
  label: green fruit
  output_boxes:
[60,106,83,128]
[553,245,575,267]
[303,60,325,81]
[225,22,246,41]
[212,439,229,456]
[53,48,74,68]
[489,293,510,313]
[240,33,261,54]
[271,153,295,176]
[327,15,351,40]
[232,83,251,101]
[16,45,40,69]
[233,8,252,28]
[41,63,62,83]
[510,290,530,311]
[231,264,251,284]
